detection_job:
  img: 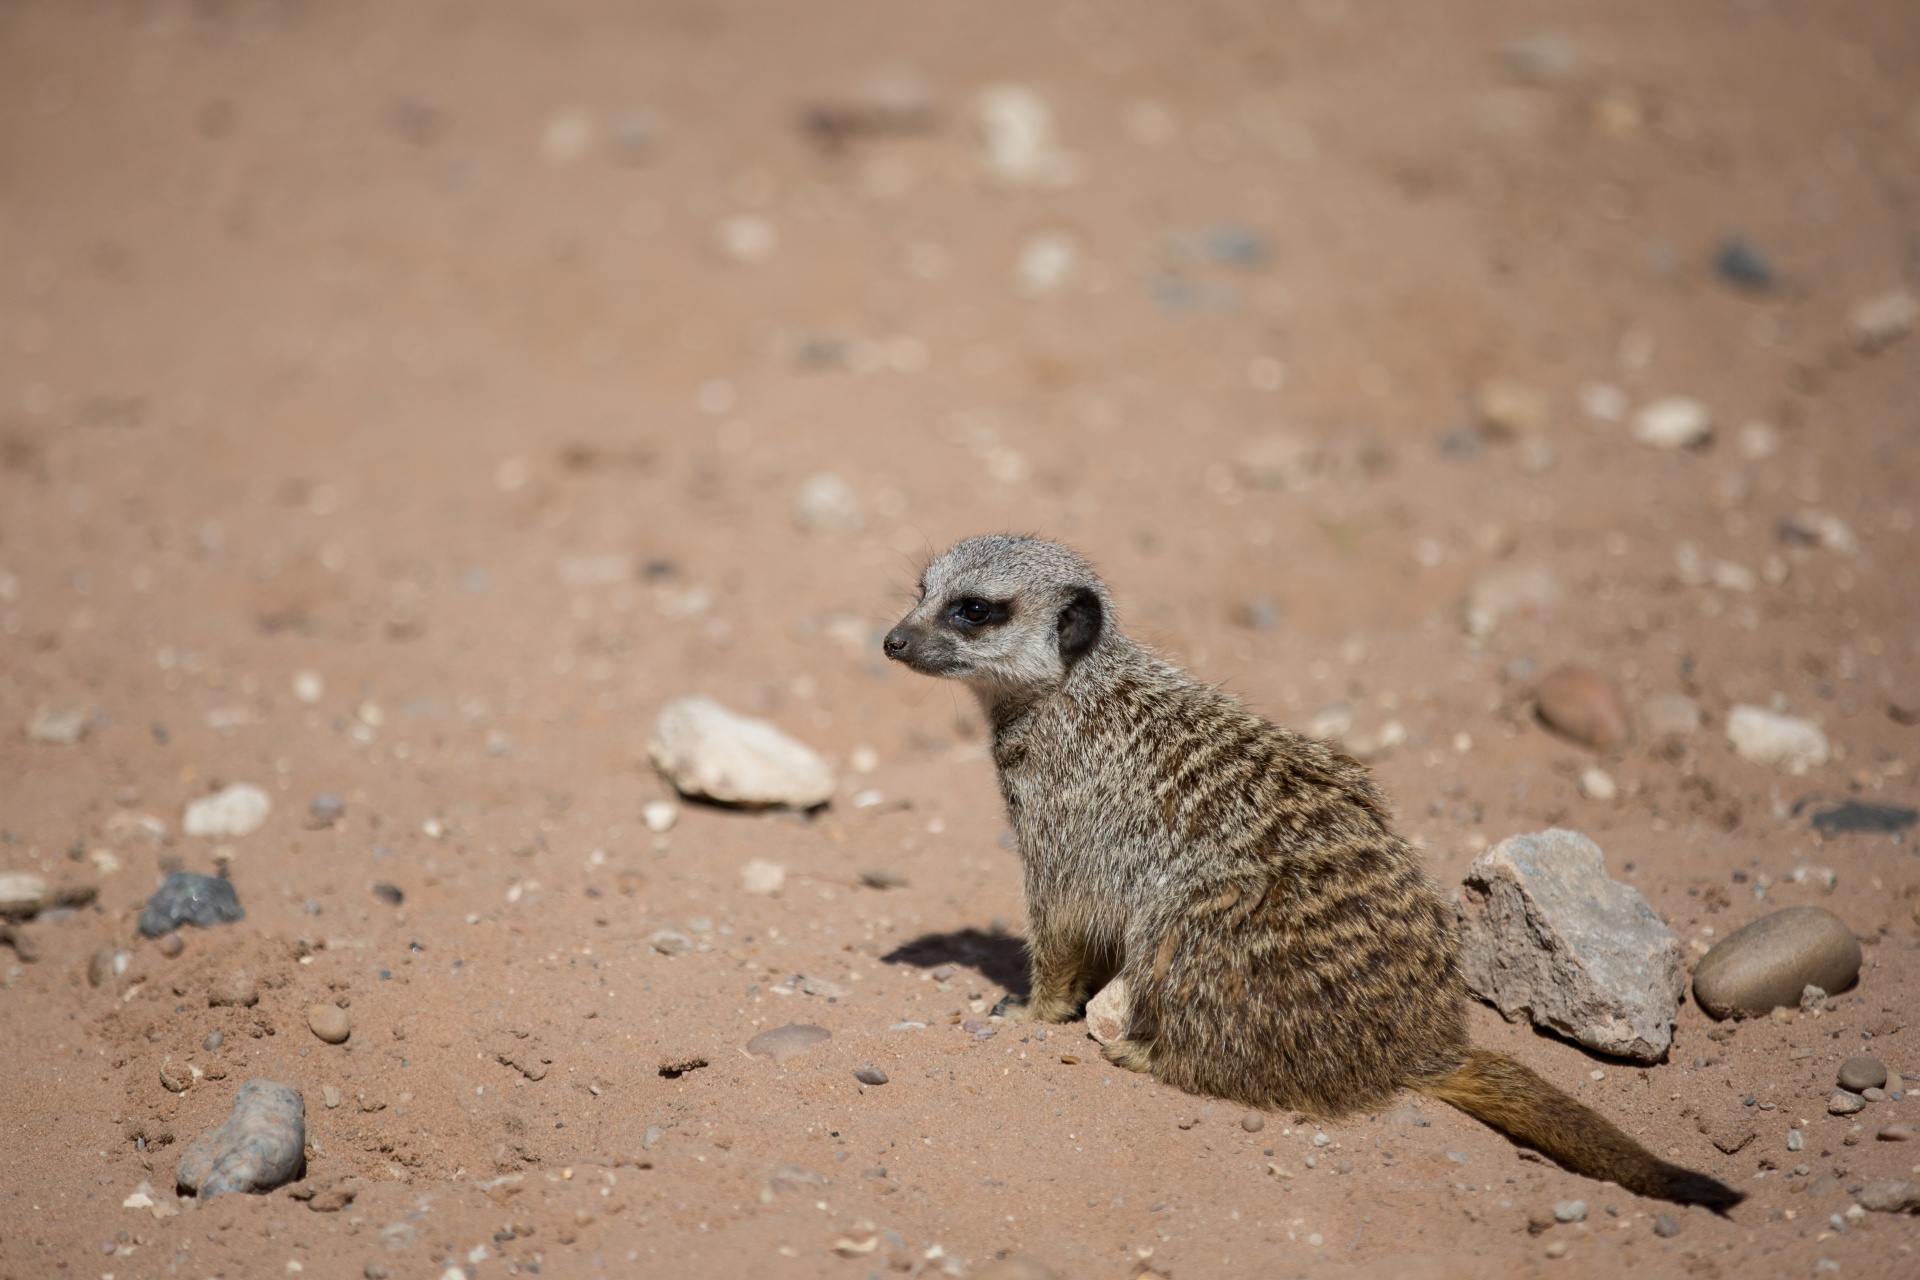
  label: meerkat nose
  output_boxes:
[882,627,911,660]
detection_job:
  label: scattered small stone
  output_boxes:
[208,970,259,1008]
[1692,906,1861,1018]
[1577,767,1618,801]
[1879,1124,1915,1143]
[159,1060,190,1093]
[1084,976,1129,1045]
[1241,1112,1266,1133]
[1631,396,1712,450]
[1863,1087,1888,1102]
[649,929,691,956]
[138,872,244,937]
[1801,983,1830,1012]
[0,872,48,919]
[1639,692,1702,738]
[1463,566,1564,639]
[203,1031,224,1051]
[1473,379,1547,440]
[641,801,678,833]
[799,976,848,999]
[746,1023,831,1064]
[1839,1056,1888,1092]
[306,1004,352,1045]
[971,83,1079,189]
[648,698,835,809]
[183,784,272,839]
[1778,508,1858,554]
[858,869,909,890]
[791,473,867,535]
[1855,1180,1920,1213]
[1726,705,1830,774]
[739,859,787,896]
[156,932,184,957]
[176,1080,305,1198]
[1652,1214,1681,1237]
[1812,801,1917,837]
[25,706,89,744]
[1536,667,1631,750]
[307,794,345,828]
[1458,829,1683,1061]
[1714,237,1773,291]
[1554,1199,1587,1223]
[1829,1091,1866,1116]
[1787,1129,1805,1152]
[1849,289,1917,354]
[641,1124,663,1149]
[1014,230,1082,299]
[87,947,119,988]
[371,883,403,906]
[853,1067,889,1086]
[1234,431,1317,490]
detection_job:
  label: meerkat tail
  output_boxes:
[1414,1049,1745,1213]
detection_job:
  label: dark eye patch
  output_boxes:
[947,596,1009,630]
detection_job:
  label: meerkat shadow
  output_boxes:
[880,928,1032,998]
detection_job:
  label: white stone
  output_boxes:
[971,84,1081,188]
[642,801,678,833]
[740,859,787,896]
[25,706,88,744]
[1013,230,1081,299]
[1631,396,1712,449]
[792,473,866,535]
[183,784,272,839]
[1462,565,1564,638]
[291,671,325,704]
[539,107,594,165]
[648,698,835,808]
[713,214,777,265]
[1849,289,1916,353]
[0,872,48,919]
[1726,706,1829,775]
[1639,693,1701,738]
[1577,767,1618,801]
[1578,382,1627,424]
[1085,976,1129,1045]
[1458,829,1684,1061]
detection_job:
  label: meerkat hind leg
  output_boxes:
[1101,1038,1155,1074]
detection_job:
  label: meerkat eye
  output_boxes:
[948,597,1004,629]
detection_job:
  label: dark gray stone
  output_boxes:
[138,872,244,937]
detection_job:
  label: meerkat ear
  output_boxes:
[1056,586,1102,667]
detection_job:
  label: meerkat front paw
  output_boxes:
[1100,1038,1155,1074]
[992,993,1081,1022]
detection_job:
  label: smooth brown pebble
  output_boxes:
[306,1003,352,1044]
[1862,1087,1888,1103]
[157,932,185,958]
[1691,906,1861,1019]
[852,1067,889,1086]
[973,1260,1059,1280]
[87,947,115,988]
[1838,1055,1888,1092]
[208,970,259,1008]
[1878,1123,1915,1142]
[1536,667,1631,750]
[1241,1112,1266,1133]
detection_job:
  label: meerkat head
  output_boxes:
[883,535,1109,704]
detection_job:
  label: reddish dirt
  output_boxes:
[3,1,1918,1277]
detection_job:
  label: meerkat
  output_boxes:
[883,534,1741,1210]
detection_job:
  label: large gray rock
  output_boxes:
[1458,829,1684,1062]
[648,698,835,809]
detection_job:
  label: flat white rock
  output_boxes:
[0,872,49,919]
[649,698,835,809]
[1726,705,1829,774]
[183,784,272,839]
[1458,829,1684,1061]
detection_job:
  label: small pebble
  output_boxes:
[650,929,691,956]
[1829,1091,1866,1116]
[1652,1214,1681,1238]
[853,1068,889,1086]
[641,801,677,833]
[1631,396,1712,449]
[1714,237,1773,291]
[25,706,89,744]
[1639,692,1701,738]
[791,473,867,536]
[1691,906,1861,1018]
[746,1023,831,1064]
[1725,705,1830,774]
[183,783,272,839]
[1787,1129,1804,1151]
[1878,1124,1914,1142]
[1554,1199,1587,1223]
[308,793,345,826]
[1312,1132,1331,1147]
[1850,288,1917,353]
[648,698,835,809]
[0,872,49,918]
[307,1004,352,1045]
[371,883,404,906]
[1577,767,1618,801]
[87,947,116,987]
[157,932,185,957]
[1862,1087,1888,1103]
[176,1079,305,1198]
[137,872,245,937]
[739,859,787,896]
[1241,1112,1266,1133]
[1535,667,1631,750]
[208,970,258,1008]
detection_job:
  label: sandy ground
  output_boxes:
[3,0,1919,1276]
